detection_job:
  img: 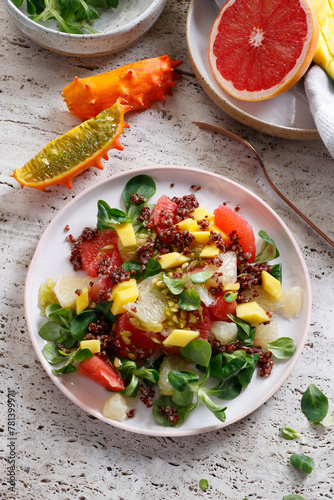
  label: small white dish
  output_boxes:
[186,0,319,140]
[25,166,311,436]
[3,0,166,56]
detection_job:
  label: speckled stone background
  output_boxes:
[1,1,334,499]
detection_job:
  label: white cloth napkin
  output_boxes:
[304,65,334,157]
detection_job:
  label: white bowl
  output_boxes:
[3,0,166,56]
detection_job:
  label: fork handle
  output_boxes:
[194,121,334,248]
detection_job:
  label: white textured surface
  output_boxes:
[1,0,334,499]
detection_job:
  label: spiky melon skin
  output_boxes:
[62,56,182,121]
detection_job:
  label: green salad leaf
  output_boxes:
[178,288,201,311]
[267,337,297,359]
[123,174,156,220]
[97,201,132,230]
[280,427,302,440]
[15,0,120,33]
[282,496,305,500]
[254,230,280,263]
[199,479,209,492]
[301,384,329,424]
[290,453,314,474]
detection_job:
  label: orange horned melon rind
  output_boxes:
[62,55,182,121]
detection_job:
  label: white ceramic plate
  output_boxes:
[25,166,311,436]
[4,0,166,56]
[186,0,319,140]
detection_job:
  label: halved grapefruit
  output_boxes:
[208,0,319,101]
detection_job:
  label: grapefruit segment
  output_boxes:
[209,295,237,321]
[213,204,256,261]
[209,0,319,100]
[77,355,124,391]
[150,195,178,237]
[79,229,122,277]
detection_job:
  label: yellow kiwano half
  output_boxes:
[311,0,334,78]
[12,98,130,191]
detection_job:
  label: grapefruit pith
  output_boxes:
[208,0,319,101]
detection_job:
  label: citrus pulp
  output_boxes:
[213,204,256,261]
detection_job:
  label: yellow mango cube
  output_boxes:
[236,302,269,325]
[176,218,199,232]
[261,271,282,299]
[200,244,222,258]
[111,284,139,315]
[80,339,101,354]
[223,282,240,291]
[162,329,200,347]
[115,223,136,247]
[75,287,89,314]
[109,278,137,301]
[208,224,229,241]
[158,252,190,269]
[311,0,332,24]
[321,16,334,54]
[192,207,214,223]
[313,31,332,68]
[311,0,334,78]
[190,231,211,244]
[326,57,334,79]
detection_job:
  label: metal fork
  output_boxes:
[194,121,334,248]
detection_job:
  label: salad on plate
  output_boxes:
[37,174,302,428]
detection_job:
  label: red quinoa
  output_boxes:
[171,194,199,221]
[136,237,155,264]
[157,226,195,253]
[139,384,155,408]
[110,266,131,284]
[158,405,180,425]
[130,193,147,204]
[137,206,151,223]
